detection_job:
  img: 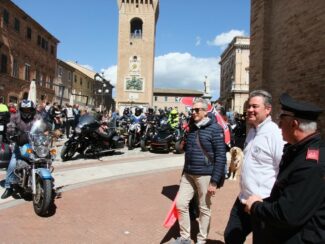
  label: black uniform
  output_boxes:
[250,93,325,244]
[251,133,325,243]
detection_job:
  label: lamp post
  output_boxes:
[94,73,110,112]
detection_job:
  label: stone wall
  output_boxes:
[250,0,325,136]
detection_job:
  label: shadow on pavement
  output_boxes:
[161,184,179,201]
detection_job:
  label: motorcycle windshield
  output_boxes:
[30,119,51,135]
[29,119,52,148]
[77,115,97,129]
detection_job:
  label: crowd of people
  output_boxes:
[0,90,324,243]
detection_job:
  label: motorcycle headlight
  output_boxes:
[35,146,49,158]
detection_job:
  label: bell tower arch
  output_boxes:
[116,0,159,111]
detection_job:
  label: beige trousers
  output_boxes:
[175,173,212,243]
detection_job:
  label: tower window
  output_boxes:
[130,17,143,39]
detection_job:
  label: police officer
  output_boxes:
[244,93,325,243]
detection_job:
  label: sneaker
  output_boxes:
[1,188,13,199]
[172,237,191,244]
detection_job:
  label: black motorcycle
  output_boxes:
[140,120,157,151]
[60,115,124,161]
[149,117,184,154]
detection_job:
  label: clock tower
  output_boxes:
[116,0,159,111]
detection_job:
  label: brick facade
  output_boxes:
[0,0,58,104]
[250,0,325,136]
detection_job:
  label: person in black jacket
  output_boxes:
[244,93,325,244]
[173,98,226,244]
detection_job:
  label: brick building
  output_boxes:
[0,0,58,104]
[250,0,325,136]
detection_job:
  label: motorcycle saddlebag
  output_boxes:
[112,136,124,149]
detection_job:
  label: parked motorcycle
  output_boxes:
[10,119,56,217]
[140,120,157,151]
[127,121,143,150]
[149,117,185,154]
[61,115,124,161]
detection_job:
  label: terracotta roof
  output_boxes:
[65,61,97,79]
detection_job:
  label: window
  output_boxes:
[87,81,89,89]
[13,59,19,78]
[80,77,83,85]
[130,18,143,39]
[36,70,40,83]
[58,66,63,77]
[68,71,71,81]
[154,96,157,101]
[164,96,168,102]
[24,63,30,81]
[14,18,20,32]
[37,35,41,46]
[3,9,9,25]
[50,45,54,55]
[0,54,8,73]
[74,75,77,82]
[26,27,32,39]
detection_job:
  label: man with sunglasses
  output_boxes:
[224,90,285,243]
[174,98,226,244]
[244,93,324,243]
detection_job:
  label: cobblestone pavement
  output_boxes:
[0,145,252,243]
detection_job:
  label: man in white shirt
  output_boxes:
[224,90,285,244]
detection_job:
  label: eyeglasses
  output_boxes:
[191,108,205,113]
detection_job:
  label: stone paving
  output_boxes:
[0,144,252,243]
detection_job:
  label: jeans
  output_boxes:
[4,145,20,189]
[176,173,212,243]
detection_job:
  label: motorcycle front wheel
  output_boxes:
[140,139,148,151]
[61,143,78,161]
[128,134,135,150]
[33,176,52,217]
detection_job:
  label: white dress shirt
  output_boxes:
[239,116,285,202]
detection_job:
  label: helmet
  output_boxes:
[135,107,142,116]
[123,107,130,116]
[170,109,178,116]
[148,107,154,114]
[19,99,36,121]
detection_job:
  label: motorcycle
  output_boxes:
[127,121,143,150]
[149,117,185,154]
[60,115,124,161]
[140,120,157,151]
[10,119,56,217]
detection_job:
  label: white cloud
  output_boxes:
[101,52,222,100]
[154,52,221,99]
[207,29,246,50]
[195,36,201,46]
[101,65,117,85]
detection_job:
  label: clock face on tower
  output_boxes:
[129,56,140,74]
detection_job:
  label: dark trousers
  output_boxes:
[65,119,75,138]
[224,198,264,244]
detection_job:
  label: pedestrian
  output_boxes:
[174,98,226,244]
[244,93,324,243]
[224,90,285,244]
[63,103,75,138]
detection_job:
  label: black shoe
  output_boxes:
[1,188,13,199]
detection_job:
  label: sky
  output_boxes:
[12,0,250,100]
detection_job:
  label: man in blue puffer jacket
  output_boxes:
[174,98,227,244]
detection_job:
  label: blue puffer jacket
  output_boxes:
[183,117,226,185]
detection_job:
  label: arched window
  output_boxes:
[130,17,143,39]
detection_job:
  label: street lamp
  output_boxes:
[94,73,110,112]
